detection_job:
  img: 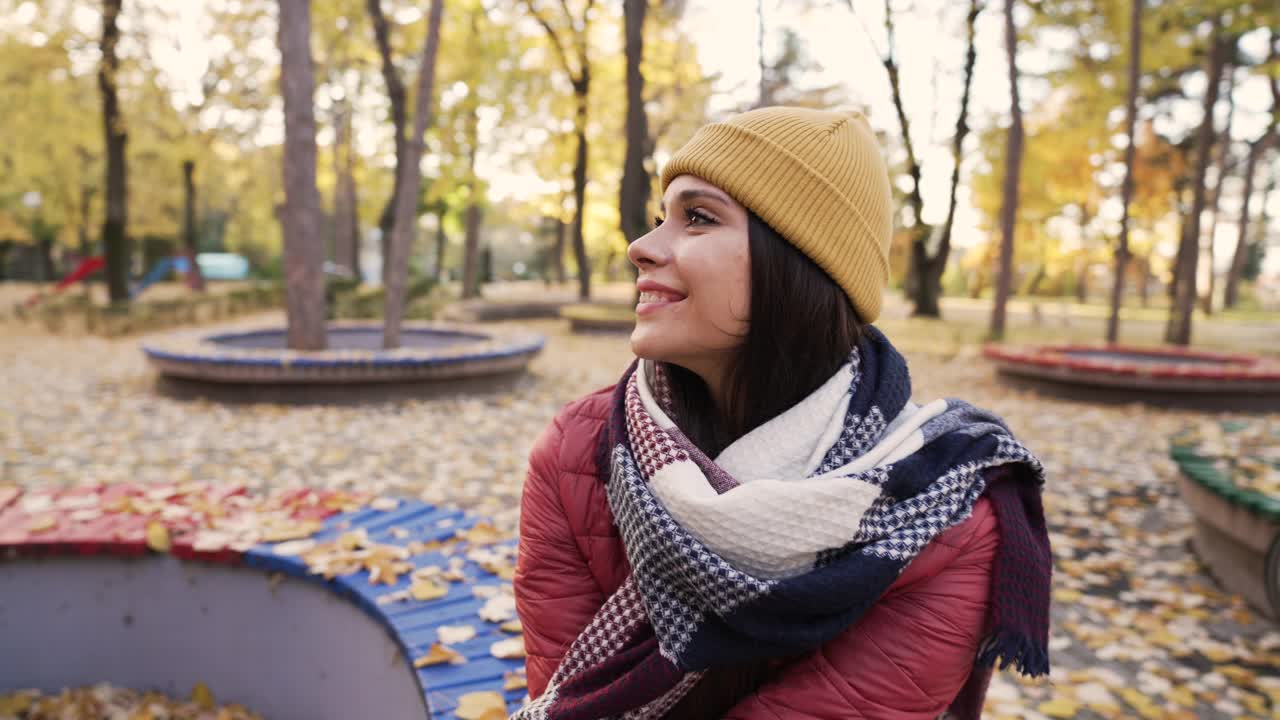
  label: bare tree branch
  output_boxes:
[845,0,886,59]
[524,0,578,79]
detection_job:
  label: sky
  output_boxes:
[20,0,1278,275]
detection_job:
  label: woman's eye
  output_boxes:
[652,215,665,229]
[687,208,715,226]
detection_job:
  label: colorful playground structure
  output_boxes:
[22,253,251,308]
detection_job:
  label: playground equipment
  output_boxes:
[21,253,252,308]
[0,483,528,719]
[197,253,251,281]
[133,253,253,296]
[132,256,193,298]
[20,256,104,308]
[984,343,1280,411]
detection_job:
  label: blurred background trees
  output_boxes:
[0,0,1275,346]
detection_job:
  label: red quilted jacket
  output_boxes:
[515,385,999,719]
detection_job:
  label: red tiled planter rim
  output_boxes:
[983,343,1280,382]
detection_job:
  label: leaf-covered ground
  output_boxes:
[1,311,1277,719]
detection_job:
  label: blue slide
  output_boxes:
[131,256,191,298]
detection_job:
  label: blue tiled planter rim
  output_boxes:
[141,322,546,370]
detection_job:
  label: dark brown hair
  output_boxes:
[659,211,865,457]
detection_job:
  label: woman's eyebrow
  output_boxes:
[659,188,734,214]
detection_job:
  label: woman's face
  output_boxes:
[628,174,750,382]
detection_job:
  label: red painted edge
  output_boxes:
[982,343,1280,381]
[0,485,356,565]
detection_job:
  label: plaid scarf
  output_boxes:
[514,328,1050,720]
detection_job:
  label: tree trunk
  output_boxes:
[434,210,447,282]
[37,230,54,283]
[915,0,981,319]
[1224,134,1271,308]
[1138,254,1151,307]
[332,103,360,278]
[461,202,483,299]
[382,0,444,349]
[990,0,1023,341]
[182,160,206,291]
[78,184,94,298]
[277,0,327,350]
[1165,21,1225,346]
[1201,61,1235,314]
[1225,45,1277,309]
[78,184,94,259]
[910,243,942,316]
[98,0,129,303]
[367,0,408,287]
[1106,0,1141,344]
[877,0,932,314]
[554,217,567,284]
[461,105,482,300]
[619,0,651,250]
[522,0,594,297]
[571,81,591,300]
[1168,187,1187,302]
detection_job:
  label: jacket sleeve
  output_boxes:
[721,499,1000,720]
[514,412,608,700]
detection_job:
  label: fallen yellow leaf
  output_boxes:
[480,560,516,580]
[190,682,215,710]
[410,579,449,601]
[1240,691,1269,715]
[1037,698,1081,718]
[1052,588,1082,603]
[1218,665,1256,686]
[261,520,323,543]
[1119,688,1162,720]
[28,514,57,533]
[454,691,507,720]
[1201,646,1235,663]
[491,636,526,659]
[1148,630,1181,648]
[413,643,465,667]
[146,521,171,553]
[1167,686,1195,707]
[503,670,528,691]
[459,523,502,545]
[0,692,33,715]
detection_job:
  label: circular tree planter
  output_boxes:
[141,321,544,403]
[1170,422,1280,621]
[560,303,635,334]
[983,344,1280,411]
[439,299,568,323]
[0,484,529,719]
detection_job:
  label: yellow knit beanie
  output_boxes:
[660,106,894,323]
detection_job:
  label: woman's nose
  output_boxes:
[627,227,670,269]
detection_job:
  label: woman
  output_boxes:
[513,107,1051,719]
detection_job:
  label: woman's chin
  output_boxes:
[629,324,672,362]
